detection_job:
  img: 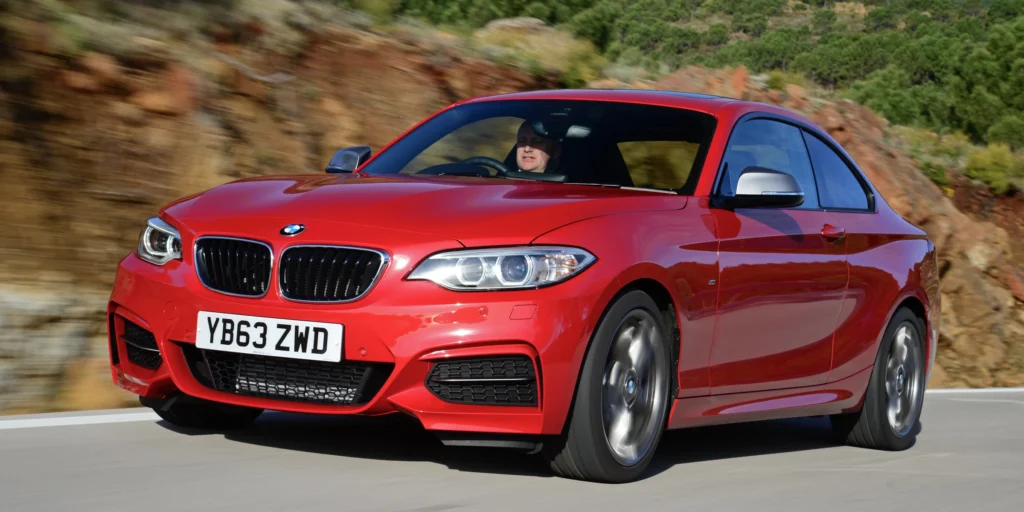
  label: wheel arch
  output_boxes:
[848,287,934,410]
[551,270,685,436]
[890,293,933,380]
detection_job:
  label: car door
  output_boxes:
[707,117,849,395]
[798,127,881,383]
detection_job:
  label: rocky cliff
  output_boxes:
[0,7,1021,413]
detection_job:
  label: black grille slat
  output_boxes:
[280,246,384,302]
[178,344,393,406]
[334,251,357,299]
[321,251,342,300]
[195,237,271,296]
[427,356,538,406]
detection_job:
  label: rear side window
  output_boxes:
[802,131,871,211]
[618,140,702,190]
[718,118,820,210]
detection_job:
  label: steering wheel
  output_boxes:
[459,156,510,176]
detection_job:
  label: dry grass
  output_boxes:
[470,23,606,85]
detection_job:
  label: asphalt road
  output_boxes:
[1,389,1022,512]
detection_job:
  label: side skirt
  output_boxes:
[666,365,872,430]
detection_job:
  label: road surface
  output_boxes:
[1,389,1021,511]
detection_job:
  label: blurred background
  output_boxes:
[0,0,1021,415]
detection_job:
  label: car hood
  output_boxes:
[161,173,688,246]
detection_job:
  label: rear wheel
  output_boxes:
[543,290,673,483]
[142,394,263,430]
[830,307,926,450]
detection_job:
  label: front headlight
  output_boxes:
[407,246,596,290]
[137,217,182,265]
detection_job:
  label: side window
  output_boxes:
[802,131,871,211]
[718,119,819,210]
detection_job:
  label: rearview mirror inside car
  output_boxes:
[712,166,805,209]
[326,146,372,173]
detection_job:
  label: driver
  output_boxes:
[516,120,561,173]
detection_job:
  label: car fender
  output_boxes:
[531,208,716,432]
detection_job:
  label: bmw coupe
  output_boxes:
[108,89,940,483]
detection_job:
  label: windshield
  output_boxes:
[357,99,718,194]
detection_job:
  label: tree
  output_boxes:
[733,13,768,37]
[851,66,920,125]
[864,6,899,32]
[989,0,1024,23]
[812,8,836,35]
[987,115,1024,150]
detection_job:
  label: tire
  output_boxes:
[830,307,926,451]
[142,394,263,430]
[543,290,673,483]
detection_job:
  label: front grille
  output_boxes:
[121,317,161,370]
[179,343,393,406]
[278,246,386,302]
[426,356,538,406]
[195,237,272,297]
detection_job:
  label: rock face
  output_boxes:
[0,285,138,413]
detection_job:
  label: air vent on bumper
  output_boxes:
[178,343,393,406]
[426,356,538,406]
[120,317,162,370]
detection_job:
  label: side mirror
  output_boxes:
[713,166,804,209]
[326,146,371,173]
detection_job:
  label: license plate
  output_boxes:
[195,311,343,362]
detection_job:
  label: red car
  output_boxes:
[108,89,940,483]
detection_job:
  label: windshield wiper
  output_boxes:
[564,182,679,194]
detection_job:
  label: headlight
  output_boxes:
[137,217,182,265]
[407,246,596,290]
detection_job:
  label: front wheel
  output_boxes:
[543,290,673,483]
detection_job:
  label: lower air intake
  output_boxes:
[426,356,538,406]
[121,317,162,370]
[179,343,392,406]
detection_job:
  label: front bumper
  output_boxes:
[107,252,603,436]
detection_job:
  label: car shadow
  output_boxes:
[156,412,918,481]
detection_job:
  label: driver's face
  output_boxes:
[516,123,559,173]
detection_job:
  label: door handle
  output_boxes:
[822,224,846,241]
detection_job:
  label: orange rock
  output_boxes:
[785,83,807,101]
[165,63,198,113]
[79,52,121,86]
[63,70,100,92]
[130,91,177,115]
[729,66,749,97]
[1006,264,1024,303]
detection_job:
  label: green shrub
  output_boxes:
[965,143,1022,195]
[733,13,768,37]
[704,23,729,46]
[919,161,951,187]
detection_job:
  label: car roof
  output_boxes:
[460,88,812,126]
